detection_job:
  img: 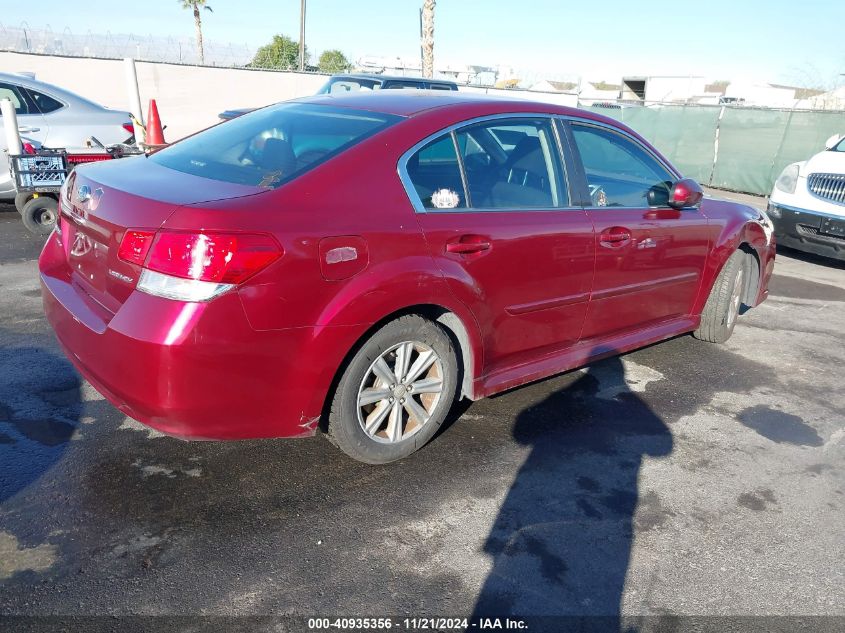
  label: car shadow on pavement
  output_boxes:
[0,342,82,503]
[470,354,673,631]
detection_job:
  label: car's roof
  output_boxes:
[329,73,457,85]
[296,89,615,123]
[0,71,106,109]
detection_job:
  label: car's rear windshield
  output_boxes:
[149,103,401,188]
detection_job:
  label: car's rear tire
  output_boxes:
[14,193,33,214]
[693,250,747,343]
[327,315,458,464]
[20,196,58,236]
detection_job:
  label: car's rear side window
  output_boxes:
[406,134,467,210]
[26,89,64,114]
[150,103,401,188]
[456,119,567,209]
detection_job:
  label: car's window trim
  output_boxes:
[450,130,473,208]
[398,112,577,214]
[561,118,684,211]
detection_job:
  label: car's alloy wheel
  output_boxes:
[327,315,458,463]
[356,341,444,443]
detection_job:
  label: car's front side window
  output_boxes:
[0,83,31,115]
[570,123,675,208]
[455,118,567,209]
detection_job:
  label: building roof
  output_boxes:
[542,80,578,92]
[589,81,621,91]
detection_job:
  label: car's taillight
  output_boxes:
[145,232,281,283]
[117,230,282,302]
[122,122,135,135]
[118,230,156,265]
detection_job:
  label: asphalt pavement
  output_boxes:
[0,199,843,631]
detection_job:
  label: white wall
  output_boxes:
[0,52,327,140]
[0,52,584,144]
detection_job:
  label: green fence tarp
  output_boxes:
[589,104,845,196]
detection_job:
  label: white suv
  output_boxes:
[768,134,845,261]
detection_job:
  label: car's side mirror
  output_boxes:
[668,178,704,209]
[824,133,843,150]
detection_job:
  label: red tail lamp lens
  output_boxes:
[122,123,135,135]
[118,230,156,265]
[145,232,282,283]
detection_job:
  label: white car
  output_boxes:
[768,134,845,261]
[0,72,133,201]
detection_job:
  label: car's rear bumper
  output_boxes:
[39,233,360,440]
[767,202,845,261]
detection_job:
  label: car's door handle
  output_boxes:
[599,227,632,248]
[18,126,40,133]
[446,236,491,255]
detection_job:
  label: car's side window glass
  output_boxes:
[406,134,467,210]
[26,89,64,114]
[455,118,567,209]
[0,83,31,115]
[570,123,674,208]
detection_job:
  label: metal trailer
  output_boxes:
[10,145,140,235]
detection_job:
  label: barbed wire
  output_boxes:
[0,21,585,85]
[0,22,256,68]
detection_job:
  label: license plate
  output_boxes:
[820,216,845,238]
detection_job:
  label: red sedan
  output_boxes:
[40,92,775,463]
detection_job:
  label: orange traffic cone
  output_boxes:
[146,99,165,145]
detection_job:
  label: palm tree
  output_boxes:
[421,0,435,78]
[180,0,213,65]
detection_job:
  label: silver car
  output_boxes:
[0,71,133,200]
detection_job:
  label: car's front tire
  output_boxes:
[327,315,458,464]
[693,250,747,343]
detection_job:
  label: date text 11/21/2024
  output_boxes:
[307,617,528,630]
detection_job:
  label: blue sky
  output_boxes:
[3,0,843,86]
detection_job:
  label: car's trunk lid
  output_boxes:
[61,156,264,314]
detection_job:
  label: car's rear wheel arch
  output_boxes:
[319,304,477,433]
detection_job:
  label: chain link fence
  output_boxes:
[0,22,256,67]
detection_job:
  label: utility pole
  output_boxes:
[299,0,306,72]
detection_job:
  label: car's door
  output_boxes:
[563,120,710,339]
[403,116,595,376]
[0,81,49,197]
